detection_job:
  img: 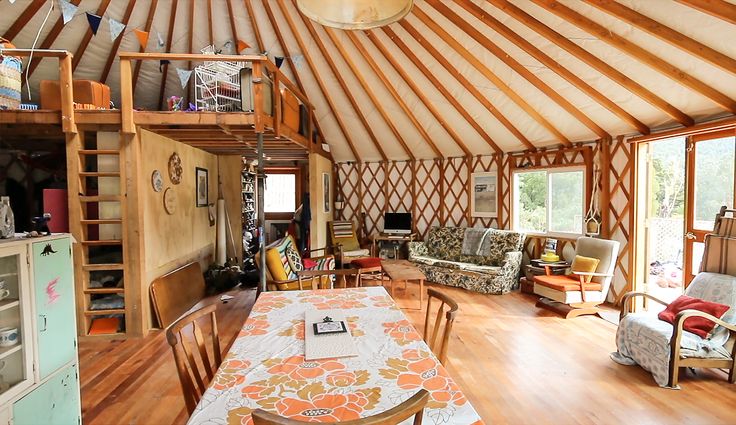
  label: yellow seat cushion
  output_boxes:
[571,255,600,283]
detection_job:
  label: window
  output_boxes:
[264,173,296,212]
[513,167,585,235]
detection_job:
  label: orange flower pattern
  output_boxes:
[186,287,482,425]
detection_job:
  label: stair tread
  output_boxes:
[78,150,120,155]
[82,263,124,270]
[84,308,125,315]
[81,219,123,224]
[84,288,125,294]
[80,172,121,176]
[79,195,122,202]
[81,240,123,245]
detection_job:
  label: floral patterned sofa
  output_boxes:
[408,226,526,294]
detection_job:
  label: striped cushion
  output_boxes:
[701,235,736,276]
[331,221,355,238]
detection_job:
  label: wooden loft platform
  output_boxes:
[0,50,329,161]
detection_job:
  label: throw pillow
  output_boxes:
[658,294,730,339]
[302,258,318,269]
[571,255,600,283]
[285,244,304,273]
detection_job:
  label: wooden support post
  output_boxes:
[600,137,611,238]
[411,160,418,235]
[257,132,267,294]
[65,130,85,335]
[466,156,472,226]
[273,72,281,138]
[253,62,264,133]
[121,131,145,336]
[496,154,504,229]
[58,53,77,134]
[439,159,446,226]
[120,58,135,134]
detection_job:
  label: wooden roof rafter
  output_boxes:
[674,0,736,25]
[582,0,736,76]
[25,0,81,80]
[2,0,46,41]
[485,0,692,127]
[272,0,361,161]
[132,0,159,91]
[206,0,215,47]
[406,11,545,149]
[426,0,609,140]
[344,31,453,158]
[363,30,495,156]
[225,0,241,53]
[321,26,416,161]
[100,0,138,84]
[456,0,648,135]
[532,0,736,114]
[156,0,179,111]
[291,1,389,160]
[185,0,195,104]
[71,0,112,72]
[244,0,265,52]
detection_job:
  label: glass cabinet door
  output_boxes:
[0,244,34,404]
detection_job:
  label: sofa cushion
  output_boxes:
[426,227,466,259]
[484,229,525,265]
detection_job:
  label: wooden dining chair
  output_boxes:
[297,268,359,290]
[424,288,459,365]
[251,389,428,425]
[165,303,222,415]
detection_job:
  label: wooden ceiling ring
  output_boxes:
[398,18,540,150]
[101,0,138,84]
[674,0,736,25]
[3,0,46,41]
[426,0,608,140]
[456,0,647,135]
[345,31,451,158]
[322,26,416,161]
[533,0,736,114]
[132,0,159,91]
[157,0,179,111]
[584,0,736,76]
[271,0,361,161]
[486,0,691,128]
[288,0,389,160]
[72,0,112,72]
[245,0,265,52]
[364,30,496,156]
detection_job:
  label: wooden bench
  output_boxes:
[150,262,207,329]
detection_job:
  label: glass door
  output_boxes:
[683,130,736,284]
[0,244,34,404]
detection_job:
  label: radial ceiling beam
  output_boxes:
[132,0,159,91]
[532,0,736,114]
[261,0,326,145]
[25,0,81,79]
[426,0,608,140]
[244,0,265,52]
[456,0,646,135]
[322,27,415,161]
[186,0,196,103]
[225,0,240,51]
[273,0,360,160]
[72,0,112,71]
[206,0,215,46]
[411,7,566,147]
[291,0,389,160]
[364,30,493,156]
[100,0,138,84]
[3,0,46,41]
[157,0,179,111]
[345,31,449,158]
[486,0,692,127]
[583,0,736,76]
[674,0,736,25]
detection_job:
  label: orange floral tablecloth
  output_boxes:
[187,287,483,425]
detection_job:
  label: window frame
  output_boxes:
[264,167,301,217]
[511,164,588,238]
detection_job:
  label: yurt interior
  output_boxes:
[1,0,736,424]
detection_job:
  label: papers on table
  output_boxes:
[304,309,358,361]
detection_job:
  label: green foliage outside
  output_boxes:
[516,171,546,232]
[516,170,584,234]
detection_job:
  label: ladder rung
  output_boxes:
[81,240,123,246]
[81,219,122,225]
[79,195,122,202]
[85,309,125,316]
[80,172,121,177]
[82,263,124,271]
[84,288,125,295]
[78,150,120,155]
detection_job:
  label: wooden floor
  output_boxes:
[79,283,736,425]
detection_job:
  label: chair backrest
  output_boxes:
[424,288,459,365]
[701,235,736,276]
[329,220,360,251]
[575,237,620,292]
[713,206,736,238]
[166,303,222,415]
[150,262,207,328]
[251,389,429,425]
[256,235,300,281]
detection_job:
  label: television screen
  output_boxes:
[383,212,412,234]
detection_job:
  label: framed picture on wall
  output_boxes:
[323,172,330,213]
[470,172,497,218]
[196,167,208,207]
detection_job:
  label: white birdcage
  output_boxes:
[195,45,246,112]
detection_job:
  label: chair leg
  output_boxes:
[729,365,736,384]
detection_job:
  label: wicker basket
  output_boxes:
[0,38,21,110]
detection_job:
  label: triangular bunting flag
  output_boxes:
[222,40,233,52]
[275,56,284,68]
[108,18,126,41]
[86,12,102,35]
[157,31,165,49]
[292,54,305,70]
[133,29,149,49]
[159,59,170,72]
[58,0,77,25]
[9,0,17,4]
[176,68,192,89]
[236,39,249,53]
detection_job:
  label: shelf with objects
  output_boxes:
[371,212,417,260]
[241,161,258,271]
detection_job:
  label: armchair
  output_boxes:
[255,235,334,291]
[328,220,370,267]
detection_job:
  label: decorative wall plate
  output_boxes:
[151,170,164,192]
[168,152,183,184]
[163,187,177,215]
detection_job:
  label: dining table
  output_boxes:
[187,286,484,425]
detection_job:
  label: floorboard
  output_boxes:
[79,283,736,424]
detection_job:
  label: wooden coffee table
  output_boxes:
[381,260,426,309]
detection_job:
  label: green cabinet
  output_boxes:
[13,363,80,425]
[32,238,77,380]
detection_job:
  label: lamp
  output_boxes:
[296,0,413,30]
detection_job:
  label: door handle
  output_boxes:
[40,314,47,332]
[685,232,697,240]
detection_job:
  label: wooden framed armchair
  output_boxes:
[533,236,620,318]
[255,234,334,291]
[328,220,371,267]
